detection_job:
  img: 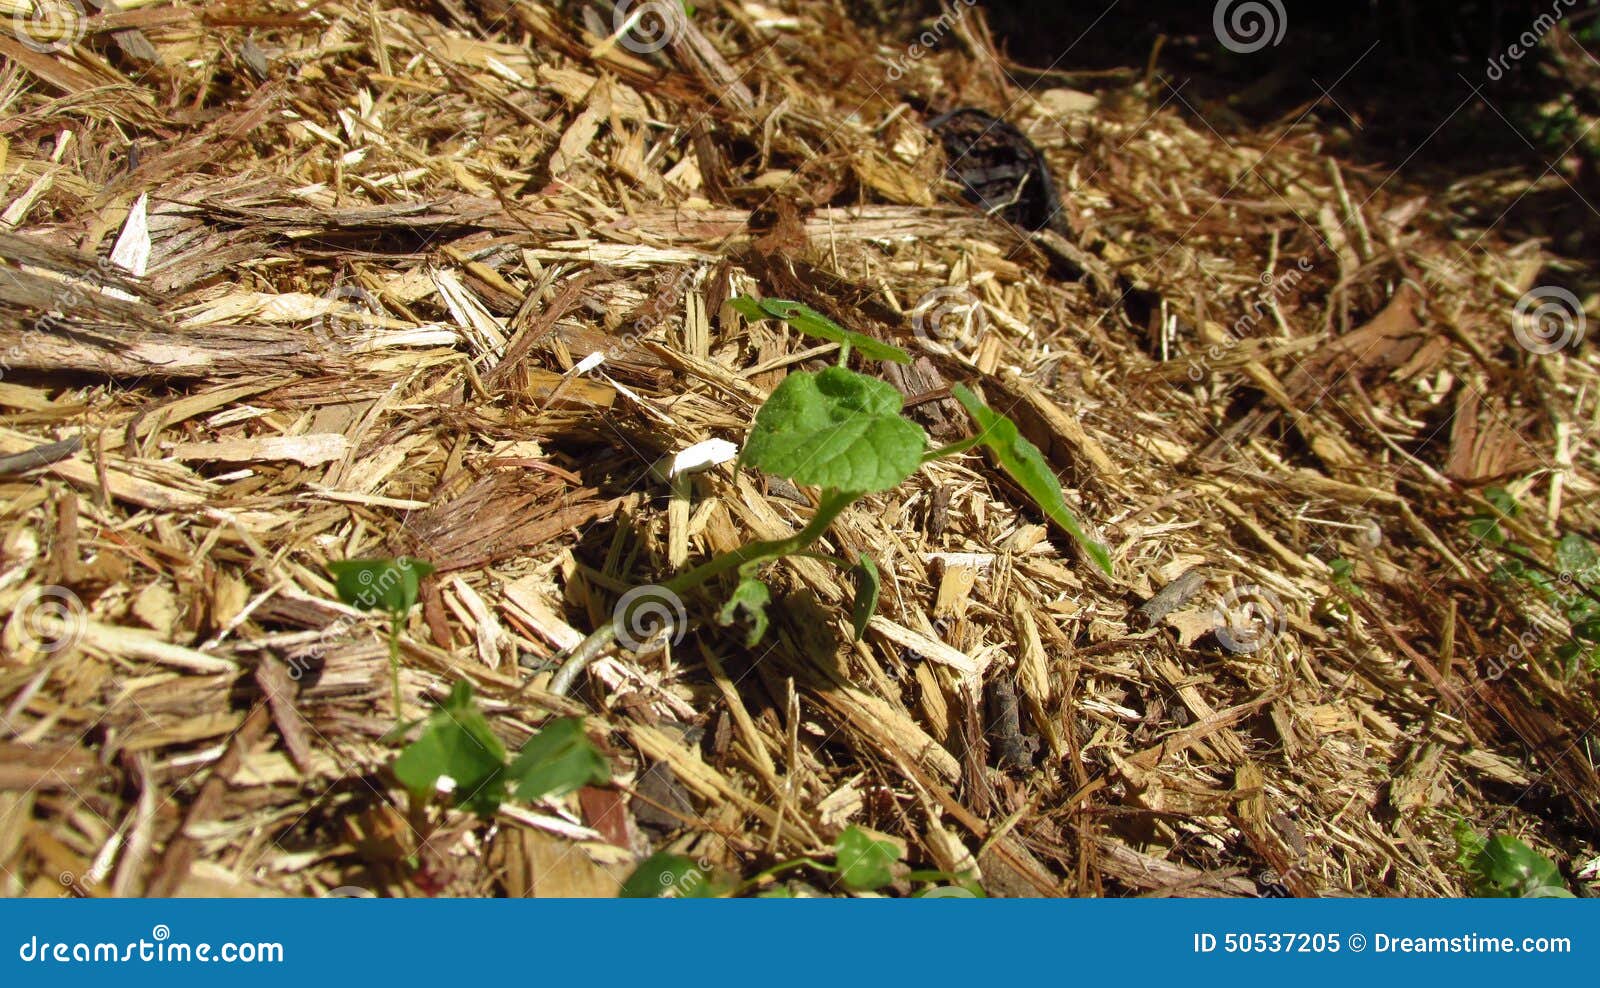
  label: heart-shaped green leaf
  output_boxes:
[619,852,720,898]
[392,681,507,816]
[730,295,910,364]
[1469,835,1573,898]
[835,825,900,891]
[849,555,880,641]
[951,384,1112,577]
[742,366,926,493]
[506,717,611,801]
[328,557,435,615]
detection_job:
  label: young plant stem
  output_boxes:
[388,614,404,721]
[922,436,983,463]
[548,489,858,696]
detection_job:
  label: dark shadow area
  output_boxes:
[970,1,1600,258]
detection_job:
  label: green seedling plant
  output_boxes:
[618,823,983,898]
[391,680,610,817]
[325,562,611,825]
[1453,820,1573,898]
[1314,557,1363,622]
[327,556,436,720]
[1469,488,1600,674]
[548,296,1112,695]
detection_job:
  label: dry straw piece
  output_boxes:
[0,1,1595,898]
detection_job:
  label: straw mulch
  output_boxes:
[1,1,1596,898]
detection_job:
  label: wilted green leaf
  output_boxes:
[391,681,507,816]
[718,577,772,646]
[730,295,910,364]
[506,717,610,802]
[328,557,435,615]
[849,555,880,641]
[951,384,1112,577]
[619,852,718,898]
[742,367,926,493]
[834,825,900,891]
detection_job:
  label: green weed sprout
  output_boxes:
[392,681,610,817]
[548,296,1112,696]
[619,823,983,898]
[327,556,435,720]
[1454,820,1574,898]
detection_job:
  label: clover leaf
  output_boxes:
[506,717,611,802]
[391,681,507,816]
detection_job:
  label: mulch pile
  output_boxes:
[1,0,1596,897]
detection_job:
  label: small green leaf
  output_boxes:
[731,295,911,364]
[727,296,766,321]
[1555,639,1583,675]
[849,555,880,641]
[392,681,507,816]
[1485,487,1519,517]
[619,852,717,898]
[1468,517,1505,546]
[328,557,435,615]
[1556,533,1599,578]
[1452,818,1488,870]
[1564,593,1599,624]
[718,577,772,646]
[506,717,610,802]
[1467,835,1573,898]
[834,825,899,891]
[742,366,926,493]
[951,384,1113,577]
